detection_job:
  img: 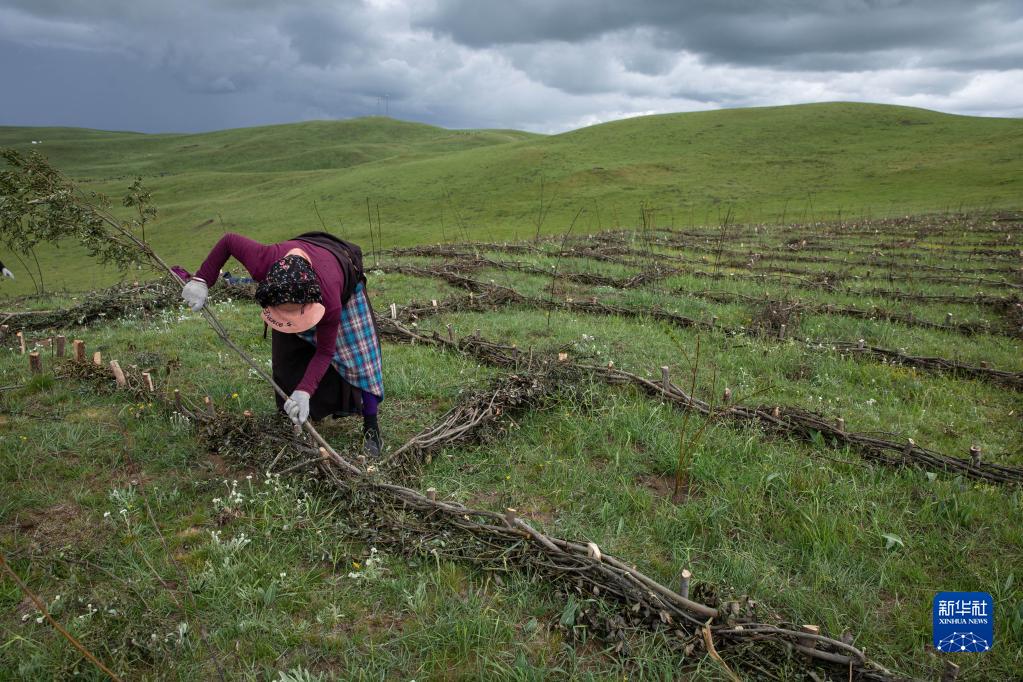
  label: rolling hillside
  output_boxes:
[1,102,1021,293]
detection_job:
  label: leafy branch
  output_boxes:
[0,149,162,286]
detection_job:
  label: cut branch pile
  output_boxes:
[0,279,256,333]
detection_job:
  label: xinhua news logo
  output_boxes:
[933,592,994,653]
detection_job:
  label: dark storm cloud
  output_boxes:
[0,0,1020,133]
[417,1,1023,71]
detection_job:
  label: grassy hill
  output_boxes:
[1,102,1021,294]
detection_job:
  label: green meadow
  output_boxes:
[1,103,1022,680]
[1,101,1022,295]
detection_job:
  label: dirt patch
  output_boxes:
[67,406,118,424]
[207,453,232,476]
[6,502,101,553]
[636,473,698,504]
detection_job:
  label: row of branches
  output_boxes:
[582,229,1018,276]
[401,251,1020,337]
[391,241,1021,314]
[380,264,1023,391]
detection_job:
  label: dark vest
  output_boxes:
[293,231,365,304]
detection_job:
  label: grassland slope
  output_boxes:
[1,102,1020,293]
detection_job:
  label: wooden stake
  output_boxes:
[73,339,85,363]
[857,338,865,350]
[92,351,102,366]
[204,395,215,417]
[557,352,568,362]
[710,315,718,328]
[55,335,66,358]
[835,417,845,432]
[0,324,7,339]
[174,389,183,413]
[980,360,989,369]
[903,438,915,463]
[109,360,127,388]
[678,569,692,599]
[946,312,953,325]
[17,331,25,354]
[970,445,982,467]
[797,624,820,651]
[778,323,786,340]
[431,299,438,309]
[660,366,670,392]
[446,324,454,343]
[389,303,397,319]
[504,508,517,527]
[28,352,41,374]
[141,372,155,393]
[357,455,367,469]
[940,660,960,682]
[723,387,732,403]
[426,487,437,502]
[771,406,780,418]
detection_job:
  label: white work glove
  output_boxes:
[284,390,311,425]
[181,278,208,312]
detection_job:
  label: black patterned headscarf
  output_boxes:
[255,255,322,308]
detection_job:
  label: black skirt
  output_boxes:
[271,329,363,420]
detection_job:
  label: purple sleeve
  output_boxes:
[195,233,278,285]
[296,309,340,394]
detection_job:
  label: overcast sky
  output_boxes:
[1,0,1021,134]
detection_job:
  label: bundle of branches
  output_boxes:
[385,287,525,324]
[0,279,256,334]
[196,411,306,469]
[379,368,565,469]
[1,280,177,331]
[750,298,802,337]
[55,356,154,396]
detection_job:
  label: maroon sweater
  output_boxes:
[195,233,343,395]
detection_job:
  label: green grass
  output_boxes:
[2,102,1022,295]
[2,215,1022,679]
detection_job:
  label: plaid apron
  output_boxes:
[297,282,384,399]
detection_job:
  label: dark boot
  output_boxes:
[362,415,382,458]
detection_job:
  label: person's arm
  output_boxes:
[295,311,340,394]
[194,233,277,285]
